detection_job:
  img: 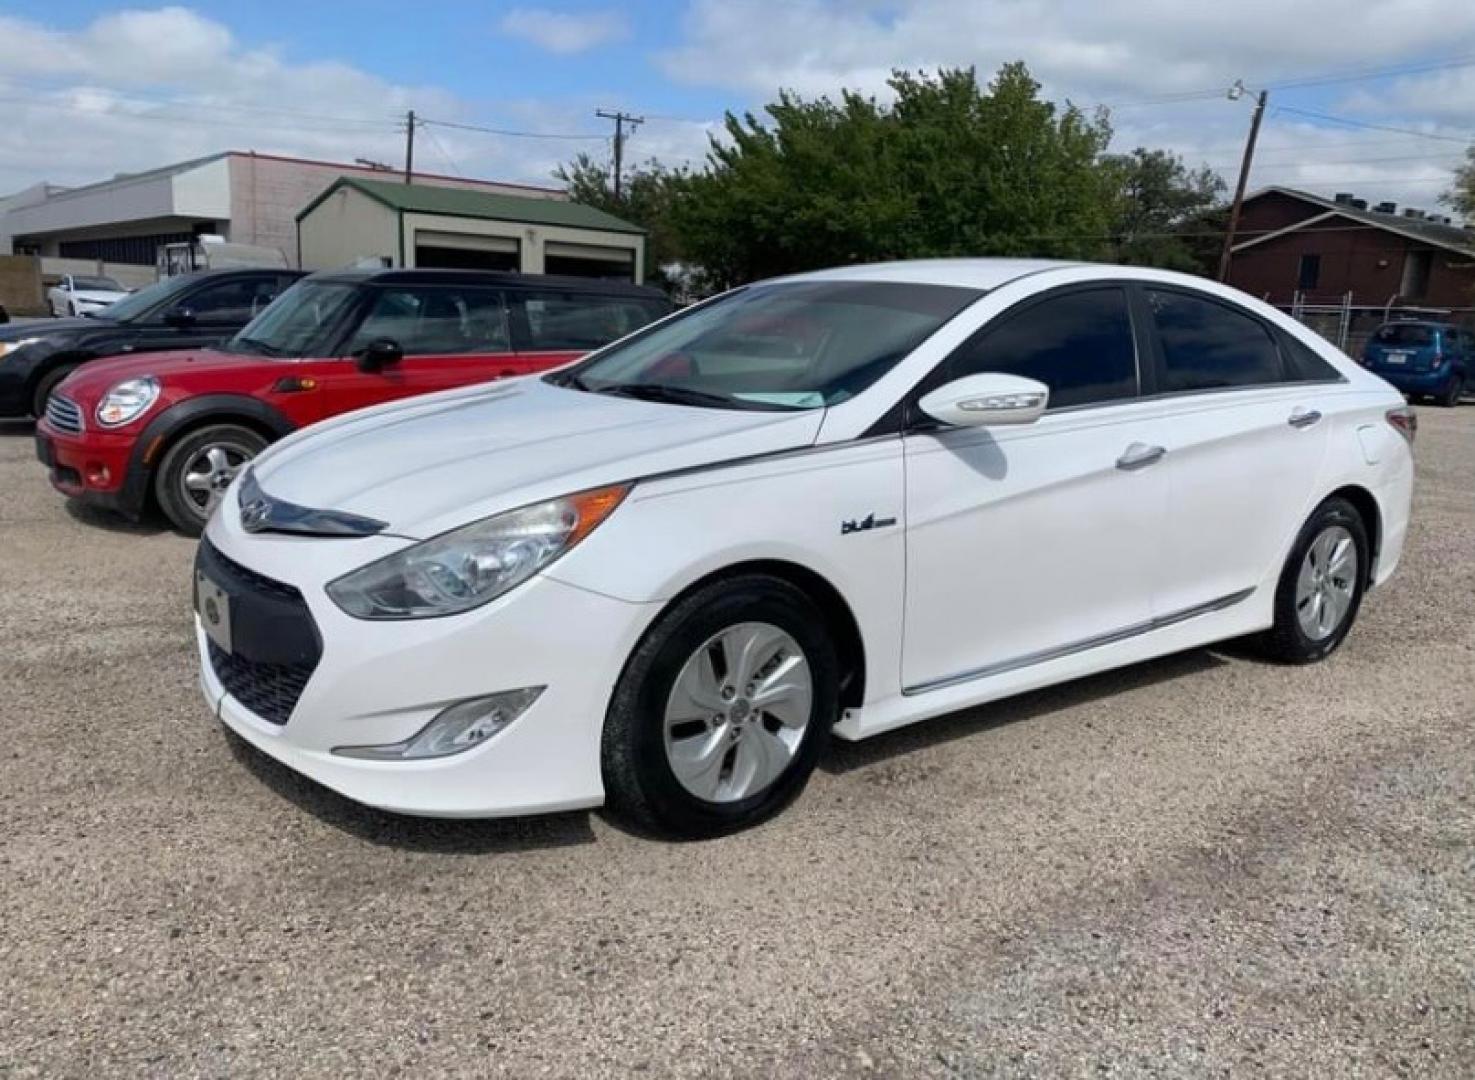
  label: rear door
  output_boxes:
[1134,285,1332,617]
[326,283,517,414]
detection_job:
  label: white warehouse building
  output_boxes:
[0,151,570,285]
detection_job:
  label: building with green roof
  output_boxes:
[297,176,646,282]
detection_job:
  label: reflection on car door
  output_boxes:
[901,286,1171,691]
[1132,286,1332,616]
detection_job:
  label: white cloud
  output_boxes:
[0,8,596,196]
[653,0,1475,215]
[499,7,629,54]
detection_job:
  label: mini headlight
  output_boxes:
[326,483,630,619]
[96,376,160,427]
[0,337,41,361]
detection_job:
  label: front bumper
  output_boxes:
[197,511,660,818]
[35,417,147,516]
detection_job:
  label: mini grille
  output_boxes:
[45,395,83,434]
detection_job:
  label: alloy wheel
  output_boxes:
[180,444,250,519]
[662,621,813,803]
[1294,524,1358,641]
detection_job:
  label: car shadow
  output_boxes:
[221,728,597,854]
[63,497,169,536]
[821,647,1229,775]
[0,418,34,438]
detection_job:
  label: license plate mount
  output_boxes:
[196,572,233,654]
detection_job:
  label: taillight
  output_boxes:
[1386,406,1417,445]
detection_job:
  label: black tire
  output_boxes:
[601,574,839,838]
[67,301,76,318]
[31,364,79,418]
[1257,497,1369,664]
[154,423,267,537]
[1439,374,1464,407]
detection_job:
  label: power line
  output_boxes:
[422,124,462,177]
[1274,105,1475,144]
[418,116,603,141]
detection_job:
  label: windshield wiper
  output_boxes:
[592,383,782,411]
[550,371,590,390]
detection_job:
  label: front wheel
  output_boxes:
[1258,498,1369,664]
[31,364,78,418]
[154,424,266,536]
[602,574,839,838]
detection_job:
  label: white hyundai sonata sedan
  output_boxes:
[195,259,1415,836]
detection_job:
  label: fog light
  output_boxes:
[332,687,543,760]
[86,463,111,486]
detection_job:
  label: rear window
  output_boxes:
[1373,324,1436,347]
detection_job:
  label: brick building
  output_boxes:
[1227,187,1475,311]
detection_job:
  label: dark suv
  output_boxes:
[0,267,306,418]
[1361,320,1471,407]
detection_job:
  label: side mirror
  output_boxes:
[355,338,404,372]
[163,306,197,328]
[918,373,1049,428]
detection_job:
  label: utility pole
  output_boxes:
[596,109,643,200]
[1218,84,1267,283]
[404,109,416,185]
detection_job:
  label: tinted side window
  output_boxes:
[346,287,510,356]
[515,290,667,351]
[185,276,279,325]
[947,287,1138,409]
[1280,332,1343,382]
[1147,289,1284,392]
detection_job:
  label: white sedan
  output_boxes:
[195,259,1415,837]
[48,274,129,318]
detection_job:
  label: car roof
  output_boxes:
[771,258,1088,291]
[307,267,668,299]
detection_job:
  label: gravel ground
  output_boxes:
[1,407,1471,1078]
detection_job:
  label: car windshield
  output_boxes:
[555,281,981,410]
[1374,324,1436,347]
[225,280,360,357]
[99,275,196,323]
[72,276,123,291]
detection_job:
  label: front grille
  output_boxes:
[45,395,83,434]
[198,539,321,726]
[209,641,315,726]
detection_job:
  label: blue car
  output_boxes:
[1362,321,1469,407]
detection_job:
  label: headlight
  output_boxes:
[326,483,630,619]
[0,337,41,361]
[95,376,160,427]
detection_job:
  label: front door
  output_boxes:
[901,285,1170,691]
[326,284,521,414]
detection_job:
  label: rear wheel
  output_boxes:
[1258,498,1369,664]
[602,574,838,838]
[31,364,78,418]
[1439,374,1464,407]
[154,424,266,536]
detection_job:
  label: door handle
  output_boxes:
[1288,408,1322,429]
[1116,442,1166,470]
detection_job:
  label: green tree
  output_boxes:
[1442,145,1475,222]
[1104,147,1226,274]
[553,152,689,286]
[670,64,1118,288]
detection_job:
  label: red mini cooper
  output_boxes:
[35,269,671,533]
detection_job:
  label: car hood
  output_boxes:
[251,377,826,539]
[0,317,95,342]
[70,290,126,304]
[59,348,252,404]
